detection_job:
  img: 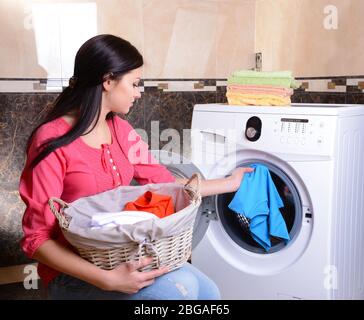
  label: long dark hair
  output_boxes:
[27,34,143,167]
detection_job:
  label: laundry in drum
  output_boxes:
[228,164,290,251]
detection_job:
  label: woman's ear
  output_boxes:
[102,79,114,92]
[102,72,115,91]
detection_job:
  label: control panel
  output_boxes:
[191,110,337,158]
[241,114,337,156]
[244,115,337,156]
[274,117,326,147]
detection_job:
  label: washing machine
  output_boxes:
[153,103,364,300]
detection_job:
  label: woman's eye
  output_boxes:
[133,83,139,88]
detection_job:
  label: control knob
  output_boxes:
[245,116,262,142]
[246,127,258,139]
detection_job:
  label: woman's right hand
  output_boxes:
[99,257,169,294]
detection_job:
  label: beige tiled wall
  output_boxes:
[0,0,255,78]
[142,0,255,78]
[1,0,362,79]
[256,0,364,77]
[0,0,255,79]
[0,0,56,78]
[97,0,144,55]
[215,0,255,79]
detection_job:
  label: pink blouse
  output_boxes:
[19,116,175,287]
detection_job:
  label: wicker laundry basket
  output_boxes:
[49,173,201,272]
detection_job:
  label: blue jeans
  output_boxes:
[47,262,221,300]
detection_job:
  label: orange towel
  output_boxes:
[227,84,293,97]
[123,191,175,218]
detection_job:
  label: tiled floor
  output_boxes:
[0,281,45,300]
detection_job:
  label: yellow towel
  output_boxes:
[226,92,291,106]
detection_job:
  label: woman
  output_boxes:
[19,34,253,300]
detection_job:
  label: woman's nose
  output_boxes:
[134,89,141,99]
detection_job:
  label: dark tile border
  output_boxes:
[2,76,364,94]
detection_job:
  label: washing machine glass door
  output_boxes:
[150,150,215,249]
[213,151,311,256]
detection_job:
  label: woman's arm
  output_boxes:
[33,240,169,294]
[176,167,254,197]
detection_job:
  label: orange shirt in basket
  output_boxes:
[123,191,175,218]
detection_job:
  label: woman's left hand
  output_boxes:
[181,166,255,197]
[229,167,255,191]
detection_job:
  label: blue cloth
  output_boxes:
[47,262,220,300]
[228,164,290,251]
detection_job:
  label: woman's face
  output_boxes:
[103,67,142,115]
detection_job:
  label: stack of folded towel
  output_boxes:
[226,70,298,106]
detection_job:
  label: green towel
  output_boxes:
[228,70,299,89]
[232,70,293,78]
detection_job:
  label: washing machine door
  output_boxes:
[150,150,216,249]
[196,149,313,274]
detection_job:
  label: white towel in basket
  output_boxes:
[91,211,158,228]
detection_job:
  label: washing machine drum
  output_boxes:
[217,160,302,254]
